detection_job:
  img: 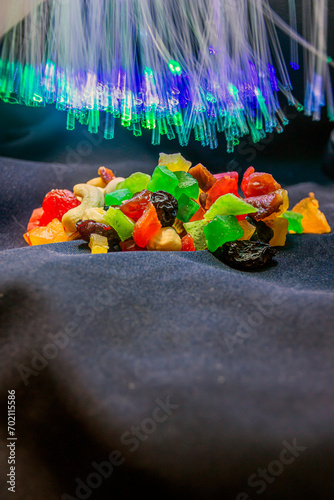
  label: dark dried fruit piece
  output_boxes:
[76,220,120,245]
[213,240,277,270]
[199,192,208,210]
[245,189,287,221]
[246,217,274,244]
[151,191,178,227]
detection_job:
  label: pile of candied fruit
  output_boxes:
[24,153,331,269]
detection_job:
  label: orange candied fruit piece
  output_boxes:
[98,166,115,185]
[188,163,217,192]
[181,234,196,251]
[241,166,281,197]
[292,192,331,234]
[28,219,68,246]
[133,202,162,248]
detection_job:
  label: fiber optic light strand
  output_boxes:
[0,0,332,151]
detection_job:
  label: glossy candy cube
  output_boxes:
[282,211,304,234]
[105,188,133,206]
[206,174,239,207]
[183,219,208,250]
[116,172,151,194]
[147,165,179,196]
[204,215,244,252]
[292,193,331,234]
[28,218,68,246]
[88,234,109,254]
[104,208,135,241]
[204,193,257,220]
[158,152,192,172]
[176,194,200,223]
[133,202,162,247]
[188,163,217,192]
[174,171,199,200]
[119,189,151,221]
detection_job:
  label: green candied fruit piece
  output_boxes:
[282,211,304,234]
[104,207,135,241]
[116,172,151,194]
[104,188,132,206]
[147,165,179,196]
[204,215,244,252]
[204,193,258,220]
[176,194,200,223]
[174,171,199,200]
[183,219,208,250]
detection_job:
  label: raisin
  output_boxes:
[76,220,120,245]
[246,217,274,244]
[150,191,178,227]
[213,240,277,270]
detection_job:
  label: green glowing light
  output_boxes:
[33,93,43,103]
[144,66,154,78]
[168,60,182,75]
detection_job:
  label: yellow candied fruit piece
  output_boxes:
[238,219,256,241]
[29,219,68,246]
[88,234,109,254]
[158,152,192,172]
[266,217,289,247]
[292,192,331,234]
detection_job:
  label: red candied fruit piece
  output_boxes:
[188,163,217,192]
[189,206,206,222]
[213,171,239,181]
[206,174,239,209]
[241,166,281,197]
[181,234,196,251]
[133,202,162,248]
[119,189,151,221]
[121,239,146,251]
[41,189,81,226]
[27,207,44,231]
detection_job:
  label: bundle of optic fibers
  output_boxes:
[0,0,332,151]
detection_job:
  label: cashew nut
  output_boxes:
[83,207,106,224]
[87,177,106,188]
[104,177,125,194]
[62,184,105,232]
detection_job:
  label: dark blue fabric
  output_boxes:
[1,152,334,500]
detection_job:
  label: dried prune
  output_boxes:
[76,220,120,245]
[151,191,178,227]
[246,217,274,244]
[213,240,277,270]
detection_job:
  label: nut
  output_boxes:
[87,177,106,188]
[62,184,104,232]
[146,227,182,251]
[83,207,106,224]
[104,177,125,194]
